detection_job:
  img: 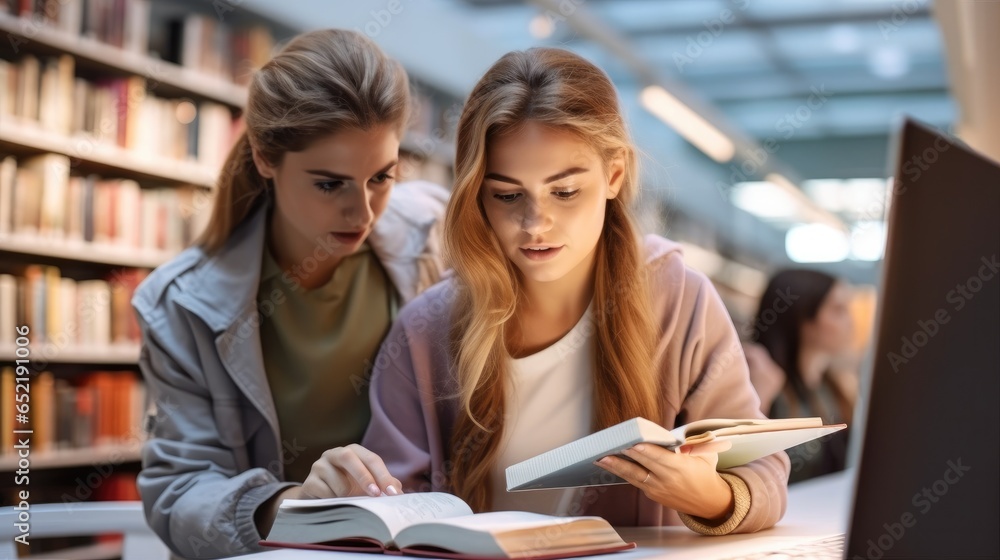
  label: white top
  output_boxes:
[490,303,594,515]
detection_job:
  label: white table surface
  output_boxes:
[241,470,852,560]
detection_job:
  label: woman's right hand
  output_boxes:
[257,444,403,538]
[300,443,404,499]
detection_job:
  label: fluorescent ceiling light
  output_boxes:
[803,179,846,212]
[767,173,847,231]
[786,223,850,263]
[640,85,736,163]
[868,45,910,79]
[731,181,799,220]
[802,178,888,220]
[850,221,887,261]
[828,24,862,54]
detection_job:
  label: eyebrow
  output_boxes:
[484,167,589,187]
[306,160,398,181]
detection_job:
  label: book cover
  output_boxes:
[506,417,847,491]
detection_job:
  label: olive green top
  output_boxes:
[258,240,398,483]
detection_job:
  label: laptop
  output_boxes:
[844,119,999,557]
[731,118,999,559]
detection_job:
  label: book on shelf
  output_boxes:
[0,273,14,340]
[0,156,13,235]
[0,267,148,347]
[262,492,635,560]
[506,417,847,491]
[4,0,276,89]
[156,12,274,85]
[8,0,150,55]
[0,154,209,254]
[0,367,145,456]
[0,53,238,167]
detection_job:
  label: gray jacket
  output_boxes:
[132,181,448,559]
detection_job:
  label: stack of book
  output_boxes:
[0,266,148,348]
[0,369,146,454]
[0,55,237,169]
[0,155,210,254]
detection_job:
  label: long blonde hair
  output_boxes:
[198,29,410,252]
[445,48,660,511]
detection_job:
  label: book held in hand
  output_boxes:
[260,492,635,559]
[506,417,846,491]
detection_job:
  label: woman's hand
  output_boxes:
[595,440,735,521]
[300,443,404,499]
[257,445,402,538]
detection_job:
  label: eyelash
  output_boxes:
[493,190,580,203]
[371,173,394,185]
[314,174,394,195]
[315,181,345,194]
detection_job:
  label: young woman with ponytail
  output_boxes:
[132,29,447,558]
[328,47,789,536]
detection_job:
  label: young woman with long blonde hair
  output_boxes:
[325,47,789,535]
[133,29,446,558]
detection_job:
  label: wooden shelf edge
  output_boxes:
[0,343,141,364]
[0,235,175,268]
[0,442,143,471]
[0,120,219,188]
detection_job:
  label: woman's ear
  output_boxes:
[606,151,626,200]
[250,145,277,179]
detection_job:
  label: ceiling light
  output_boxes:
[786,223,850,263]
[529,13,554,39]
[731,181,799,220]
[868,46,910,79]
[803,179,846,212]
[640,85,736,163]
[828,24,862,54]
[850,221,887,261]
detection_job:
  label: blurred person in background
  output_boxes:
[744,269,857,483]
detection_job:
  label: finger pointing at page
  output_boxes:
[301,444,403,498]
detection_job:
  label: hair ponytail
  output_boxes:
[198,131,270,253]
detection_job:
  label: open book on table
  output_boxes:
[260,492,635,559]
[506,416,847,491]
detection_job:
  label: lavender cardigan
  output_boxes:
[362,235,790,533]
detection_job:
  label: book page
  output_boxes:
[677,417,824,439]
[408,511,597,532]
[715,425,846,469]
[281,493,474,539]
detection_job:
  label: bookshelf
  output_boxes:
[0,11,247,107]
[0,9,459,558]
[0,3,262,533]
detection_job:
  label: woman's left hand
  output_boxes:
[595,440,735,521]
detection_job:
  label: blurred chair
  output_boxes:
[0,500,170,560]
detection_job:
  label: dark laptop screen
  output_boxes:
[846,119,999,559]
